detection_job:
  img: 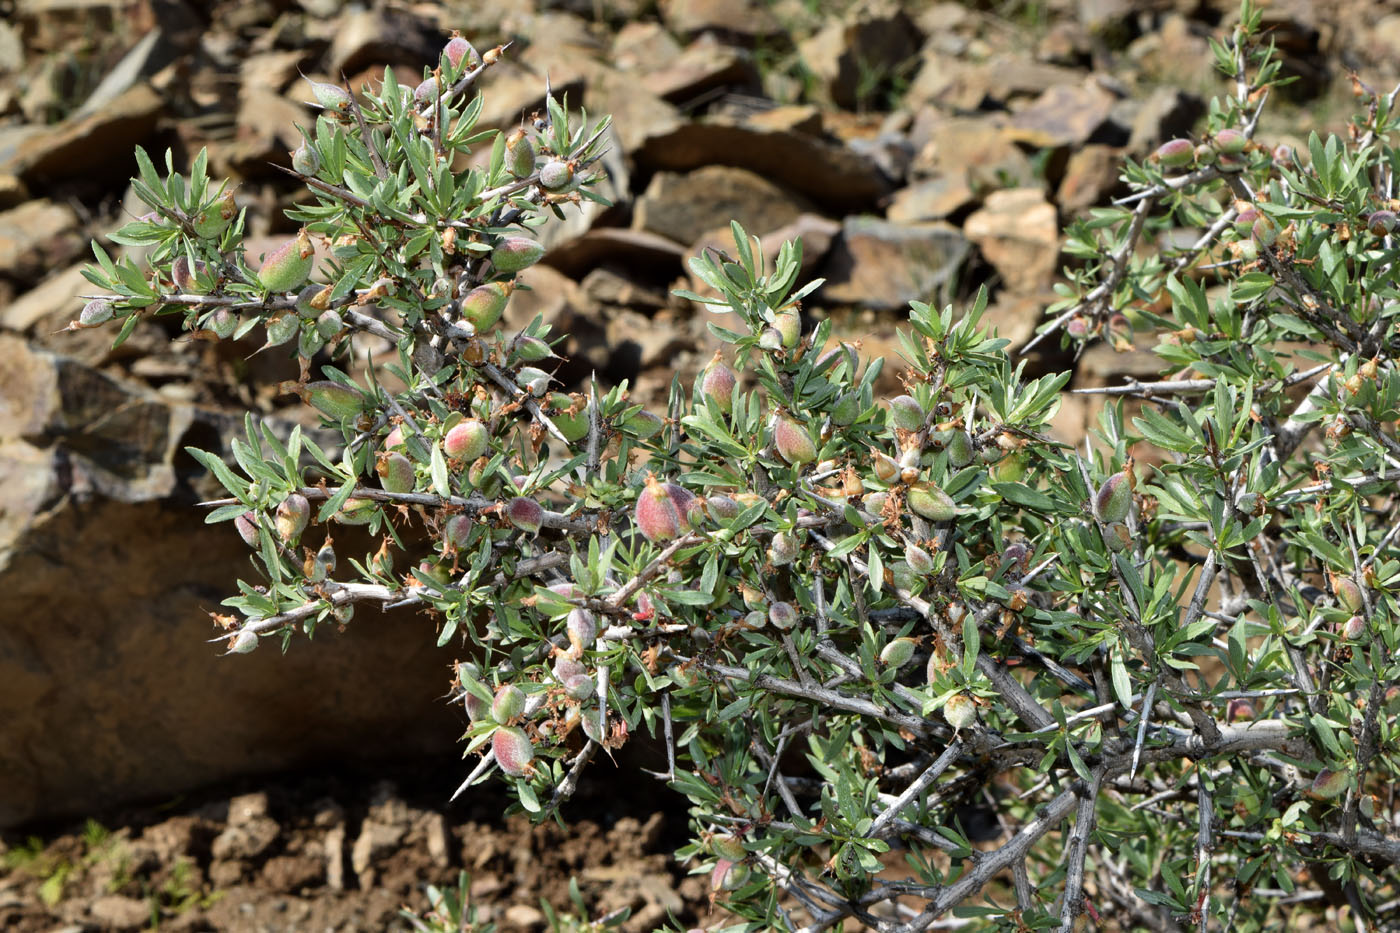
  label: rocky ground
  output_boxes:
[3,0,1399,929]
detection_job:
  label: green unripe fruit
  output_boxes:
[538,159,574,190]
[908,483,958,521]
[377,451,415,494]
[306,540,336,582]
[1214,129,1247,155]
[275,493,310,542]
[880,637,916,668]
[1252,213,1279,246]
[192,190,237,239]
[772,414,817,465]
[490,236,545,274]
[989,452,1027,483]
[554,657,585,682]
[513,336,553,362]
[711,834,746,861]
[79,298,114,326]
[564,674,595,700]
[491,684,526,724]
[209,308,238,339]
[712,858,750,892]
[634,476,697,543]
[771,308,801,349]
[768,530,799,566]
[492,726,534,777]
[264,311,300,347]
[862,491,889,515]
[1154,138,1195,169]
[229,629,259,654]
[701,355,737,412]
[315,309,343,339]
[459,281,512,332]
[305,380,366,421]
[830,392,861,426]
[703,495,742,522]
[1103,522,1131,551]
[292,143,321,176]
[889,395,925,431]
[444,420,489,461]
[1092,472,1133,524]
[768,601,798,630]
[258,229,315,293]
[334,498,375,525]
[505,497,544,535]
[548,398,588,443]
[904,542,935,575]
[624,408,665,439]
[307,78,351,112]
[871,450,900,484]
[943,693,977,730]
[1308,768,1349,801]
[945,430,974,468]
[505,128,536,179]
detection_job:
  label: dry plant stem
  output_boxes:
[1058,765,1106,933]
[866,741,964,839]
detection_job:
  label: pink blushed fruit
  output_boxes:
[772,414,817,465]
[377,451,415,494]
[489,236,545,274]
[1368,210,1396,236]
[444,514,472,549]
[443,420,488,461]
[275,493,310,542]
[768,530,799,566]
[1214,129,1247,155]
[566,608,597,651]
[701,353,737,412]
[505,497,544,536]
[459,281,513,332]
[1225,698,1255,722]
[564,674,594,700]
[1092,470,1133,523]
[258,229,315,293]
[768,601,797,630]
[1154,138,1195,169]
[905,541,934,575]
[703,495,742,522]
[711,858,750,892]
[634,475,696,544]
[492,726,535,777]
[234,511,260,547]
[1308,768,1349,801]
[1330,572,1364,613]
[1342,614,1368,640]
[443,36,481,70]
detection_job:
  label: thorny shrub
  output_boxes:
[71,5,1400,931]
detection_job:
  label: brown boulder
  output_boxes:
[634,165,814,246]
[964,189,1061,294]
[818,216,970,311]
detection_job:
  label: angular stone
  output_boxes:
[658,0,784,42]
[0,174,27,210]
[636,117,891,212]
[887,176,975,223]
[910,115,1038,193]
[326,8,439,76]
[211,815,279,861]
[798,3,922,110]
[634,165,813,245]
[1057,145,1125,214]
[1005,82,1118,149]
[541,228,688,280]
[0,199,83,282]
[818,217,970,310]
[644,34,760,102]
[3,83,163,183]
[964,188,1061,294]
[581,268,667,310]
[89,895,151,930]
[613,21,683,74]
[351,818,408,879]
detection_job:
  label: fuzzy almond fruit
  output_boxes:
[634,475,697,543]
[492,726,534,777]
